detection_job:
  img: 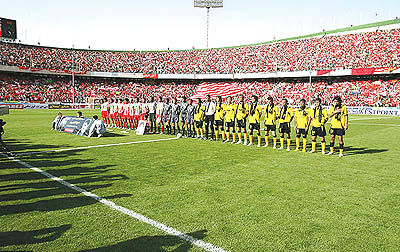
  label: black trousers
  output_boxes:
[0,134,10,153]
[205,115,215,139]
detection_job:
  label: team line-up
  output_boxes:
[100,94,349,157]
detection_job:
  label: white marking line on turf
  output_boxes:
[349,123,400,127]
[15,138,179,156]
[0,153,228,252]
[348,117,397,121]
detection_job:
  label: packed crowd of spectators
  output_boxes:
[1,75,398,107]
[1,28,399,74]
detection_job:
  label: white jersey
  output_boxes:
[88,119,106,137]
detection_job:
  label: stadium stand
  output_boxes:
[1,28,399,74]
[1,74,399,107]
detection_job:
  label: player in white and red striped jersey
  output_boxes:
[117,99,124,128]
[100,99,109,126]
[156,96,164,133]
[109,98,117,128]
[141,98,148,121]
[133,97,141,129]
[128,98,135,129]
[123,98,130,129]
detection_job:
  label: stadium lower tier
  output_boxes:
[0,73,399,107]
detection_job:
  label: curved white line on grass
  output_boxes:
[16,137,179,156]
[0,153,228,252]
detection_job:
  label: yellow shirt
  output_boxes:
[248,103,262,124]
[278,106,293,123]
[224,104,237,122]
[295,106,311,129]
[309,106,328,127]
[264,105,279,126]
[329,105,348,129]
[215,102,226,121]
[236,102,249,120]
[194,104,205,121]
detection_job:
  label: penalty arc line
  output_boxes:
[0,153,228,252]
[15,137,180,156]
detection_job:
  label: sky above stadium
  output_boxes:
[2,0,400,51]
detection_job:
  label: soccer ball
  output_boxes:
[177,133,183,138]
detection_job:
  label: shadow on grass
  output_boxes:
[0,193,132,216]
[102,132,127,138]
[343,146,388,156]
[80,229,209,252]
[1,138,72,153]
[0,224,71,247]
[0,145,131,216]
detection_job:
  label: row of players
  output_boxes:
[100,95,348,157]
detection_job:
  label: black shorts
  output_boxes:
[215,120,224,127]
[265,124,276,132]
[249,123,260,131]
[149,113,156,121]
[330,128,345,136]
[296,128,308,138]
[195,120,203,128]
[236,119,246,129]
[279,122,291,134]
[225,121,234,128]
[311,126,326,137]
[171,116,179,123]
[181,116,187,123]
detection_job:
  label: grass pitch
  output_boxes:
[1,109,400,252]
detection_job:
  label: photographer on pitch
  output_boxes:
[0,119,13,157]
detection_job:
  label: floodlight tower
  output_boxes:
[194,0,223,48]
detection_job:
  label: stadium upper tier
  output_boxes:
[1,23,400,76]
[1,74,399,107]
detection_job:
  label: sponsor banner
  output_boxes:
[317,69,334,76]
[90,71,143,78]
[49,104,72,109]
[0,103,24,109]
[258,105,400,116]
[143,73,158,79]
[346,106,400,116]
[23,103,49,109]
[71,104,89,109]
[55,116,95,137]
[158,74,195,79]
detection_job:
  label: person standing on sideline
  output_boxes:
[204,94,216,140]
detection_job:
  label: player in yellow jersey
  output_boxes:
[223,96,237,144]
[214,95,226,141]
[328,96,348,157]
[278,98,294,151]
[294,99,311,152]
[308,98,329,154]
[263,96,279,148]
[246,95,263,147]
[235,94,249,145]
[194,98,206,139]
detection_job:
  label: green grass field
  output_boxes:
[1,109,400,252]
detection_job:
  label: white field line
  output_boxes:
[16,137,179,156]
[347,116,397,121]
[0,153,228,252]
[348,123,400,127]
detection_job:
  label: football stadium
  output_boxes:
[1,1,400,251]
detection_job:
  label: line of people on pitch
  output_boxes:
[100,94,348,156]
[144,94,348,157]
